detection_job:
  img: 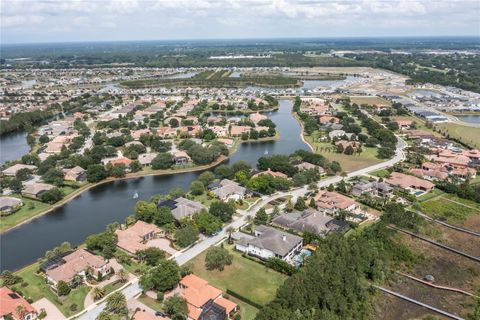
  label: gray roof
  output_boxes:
[212,179,246,198]
[171,197,206,220]
[0,197,22,209]
[242,225,302,257]
[272,209,335,235]
[22,183,55,196]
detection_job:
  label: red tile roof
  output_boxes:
[0,287,37,320]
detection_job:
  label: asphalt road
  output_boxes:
[73,137,406,320]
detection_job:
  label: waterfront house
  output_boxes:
[0,197,23,214]
[22,183,55,199]
[63,166,86,182]
[173,151,191,165]
[235,225,303,263]
[229,126,251,137]
[157,197,206,221]
[209,179,246,201]
[178,274,238,320]
[249,112,267,123]
[2,164,37,177]
[0,287,38,320]
[42,249,111,288]
[138,153,157,166]
[252,168,288,179]
[115,221,162,254]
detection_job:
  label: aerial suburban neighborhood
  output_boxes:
[1,2,480,320]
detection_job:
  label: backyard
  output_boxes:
[305,134,383,172]
[189,244,287,318]
[9,262,89,317]
[418,194,480,225]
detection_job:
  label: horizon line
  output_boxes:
[2,35,480,46]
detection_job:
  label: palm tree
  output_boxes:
[117,269,129,283]
[226,227,235,244]
[92,287,106,301]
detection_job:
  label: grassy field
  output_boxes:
[0,197,50,232]
[10,262,89,317]
[419,195,480,224]
[305,134,383,172]
[416,188,444,202]
[190,245,287,307]
[350,96,391,106]
[434,122,480,149]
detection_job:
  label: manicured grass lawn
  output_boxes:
[228,296,259,320]
[435,122,480,149]
[350,96,391,106]
[138,294,164,311]
[419,195,479,224]
[305,135,383,172]
[417,188,444,202]
[11,262,89,317]
[190,193,216,207]
[103,280,124,295]
[0,197,50,232]
[370,169,389,178]
[190,245,287,306]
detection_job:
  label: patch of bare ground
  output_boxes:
[372,232,480,320]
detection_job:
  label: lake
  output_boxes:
[0,132,30,166]
[0,99,309,271]
[457,115,480,124]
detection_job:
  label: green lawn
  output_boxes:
[419,195,480,224]
[435,122,480,149]
[103,281,124,295]
[305,134,383,172]
[11,262,89,317]
[417,188,444,202]
[370,169,390,178]
[138,294,164,311]
[0,197,50,232]
[190,245,287,306]
[228,296,259,320]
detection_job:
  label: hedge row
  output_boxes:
[226,288,263,309]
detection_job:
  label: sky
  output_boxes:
[1,0,480,44]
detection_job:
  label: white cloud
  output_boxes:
[2,15,45,28]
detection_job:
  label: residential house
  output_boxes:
[335,140,360,153]
[22,183,55,199]
[209,179,246,201]
[2,164,37,177]
[394,120,413,130]
[235,225,303,263]
[314,190,358,214]
[63,166,86,182]
[0,287,37,320]
[351,180,393,197]
[0,197,23,214]
[209,126,228,137]
[42,249,111,287]
[319,115,340,125]
[157,197,206,221]
[328,130,347,140]
[385,172,435,193]
[138,153,157,166]
[216,138,234,147]
[133,310,168,320]
[178,274,238,320]
[109,157,132,167]
[249,112,267,123]
[271,208,349,236]
[179,126,202,137]
[115,221,162,254]
[173,151,191,165]
[229,126,251,137]
[294,162,325,175]
[252,168,288,179]
[157,127,178,138]
[131,129,152,140]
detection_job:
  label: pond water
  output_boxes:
[0,99,309,271]
[0,132,30,166]
[456,115,480,124]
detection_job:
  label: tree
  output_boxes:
[226,226,235,244]
[87,164,108,183]
[205,246,233,271]
[110,164,126,178]
[117,269,129,283]
[151,153,173,170]
[194,211,222,235]
[57,280,71,296]
[39,134,50,144]
[209,201,236,222]
[42,168,65,186]
[85,231,117,258]
[130,160,142,173]
[175,224,199,248]
[15,168,32,181]
[96,311,113,320]
[254,207,269,225]
[294,197,307,211]
[92,287,106,301]
[198,171,215,186]
[154,206,175,226]
[189,180,205,196]
[1,270,21,285]
[377,147,395,159]
[139,259,180,291]
[105,292,128,316]
[40,188,63,204]
[8,178,22,193]
[136,247,166,266]
[135,201,158,222]
[164,295,188,318]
